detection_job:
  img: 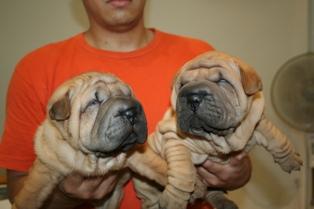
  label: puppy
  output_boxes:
[12,72,168,209]
[134,51,303,209]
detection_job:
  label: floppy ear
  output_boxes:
[238,61,263,95]
[170,72,181,110]
[49,93,71,121]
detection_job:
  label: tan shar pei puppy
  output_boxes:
[133,51,303,209]
[12,72,169,209]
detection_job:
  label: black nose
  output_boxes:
[120,108,137,125]
[186,94,203,112]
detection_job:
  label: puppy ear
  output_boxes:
[170,72,181,110]
[49,93,71,121]
[237,60,263,95]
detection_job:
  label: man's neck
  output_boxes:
[84,22,154,52]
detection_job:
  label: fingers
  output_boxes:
[59,172,118,200]
[230,152,248,165]
[197,165,224,187]
[197,152,252,190]
[92,174,118,200]
[62,172,84,188]
[78,176,107,199]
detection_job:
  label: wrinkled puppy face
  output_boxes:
[48,72,147,158]
[176,68,241,137]
[173,52,262,138]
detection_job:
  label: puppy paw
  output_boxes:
[190,178,206,203]
[159,191,188,209]
[278,152,303,173]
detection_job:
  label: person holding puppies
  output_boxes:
[0,0,251,209]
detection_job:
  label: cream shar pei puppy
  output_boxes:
[135,51,303,209]
[12,72,168,209]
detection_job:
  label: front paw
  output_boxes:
[277,152,303,173]
[159,190,188,209]
[190,178,206,203]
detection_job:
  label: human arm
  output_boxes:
[7,170,118,209]
[197,152,252,190]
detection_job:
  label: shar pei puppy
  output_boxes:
[134,51,303,209]
[12,72,169,209]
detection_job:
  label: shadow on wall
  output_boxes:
[69,0,89,29]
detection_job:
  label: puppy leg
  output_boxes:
[254,117,303,173]
[191,176,238,209]
[159,139,195,209]
[128,140,194,209]
[12,159,63,209]
[189,176,207,203]
[127,145,168,187]
[127,145,168,209]
[133,175,162,209]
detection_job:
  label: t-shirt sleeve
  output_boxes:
[0,57,46,171]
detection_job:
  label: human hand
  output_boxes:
[58,172,118,200]
[197,152,251,190]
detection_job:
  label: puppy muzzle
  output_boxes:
[89,96,147,156]
[176,81,239,137]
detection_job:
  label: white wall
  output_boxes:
[0,0,309,208]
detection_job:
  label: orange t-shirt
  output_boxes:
[0,29,214,209]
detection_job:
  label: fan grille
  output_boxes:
[271,52,314,132]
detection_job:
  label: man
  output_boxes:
[0,0,251,208]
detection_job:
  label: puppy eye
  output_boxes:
[86,92,101,108]
[217,79,229,85]
[81,98,99,113]
[217,79,234,91]
[87,99,99,107]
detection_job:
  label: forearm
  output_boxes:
[197,152,252,190]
